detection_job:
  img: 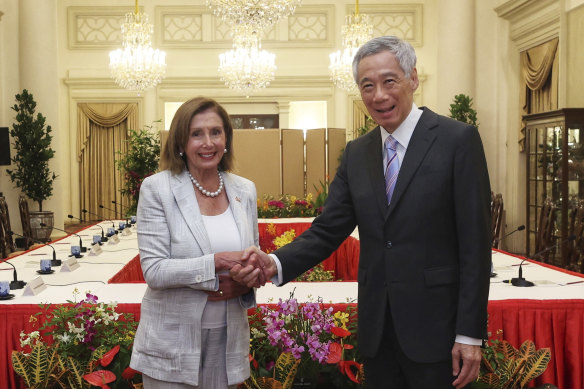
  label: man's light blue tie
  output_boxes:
[384,135,400,205]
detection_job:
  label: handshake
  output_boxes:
[216,246,278,289]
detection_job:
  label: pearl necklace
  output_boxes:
[187,170,224,198]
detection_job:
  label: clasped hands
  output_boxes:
[207,247,276,300]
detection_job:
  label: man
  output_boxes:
[232,36,491,389]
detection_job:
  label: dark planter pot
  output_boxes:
[29,211,54,242]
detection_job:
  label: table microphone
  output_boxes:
[41,223,87,253]
[110,200,132,225]
[68,214,108,242]
[493,225,525,245]
[0,245,26,289]
[82,209,116,231]
[507,235,576,287]
[99,204,121,220]
[8,231,61,266]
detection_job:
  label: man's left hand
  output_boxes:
[451,342,481,389]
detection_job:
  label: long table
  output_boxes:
[1,221,584,388]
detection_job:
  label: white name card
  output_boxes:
[122,228,132,236]
[23,276,47,296]
[108,234,120,244]
[60,257,80,272]
[89,244,103,256]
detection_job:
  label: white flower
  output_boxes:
[56,332,71,344]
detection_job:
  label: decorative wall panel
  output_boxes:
[288,13,328,41]
[359,4,423,47]
[67,7,131,49]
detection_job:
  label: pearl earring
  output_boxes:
[224,148,227,153]
[179,152,184,157]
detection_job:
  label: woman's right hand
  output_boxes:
[205,274,252,301]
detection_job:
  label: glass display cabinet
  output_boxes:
[525,108,584,267]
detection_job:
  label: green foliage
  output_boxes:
[470,336,551,389]
[449,94,479,128]
[116,121,161,216]
[6,89,57,211]
[355,116,376,137]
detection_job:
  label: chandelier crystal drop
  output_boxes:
[329,0,373,93]
[109,1,166,93]
[218,27,276,96]
[206,0,301,32]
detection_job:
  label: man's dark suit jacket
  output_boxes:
[275,107,492,363]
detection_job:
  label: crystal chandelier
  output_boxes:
[109,0,166,93]
[206,0,301,32]
[329,0,373,93]
[218,25,276,96]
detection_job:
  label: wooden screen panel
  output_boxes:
[282,129,304,197]
[232,129,281,197]
[306,129,326,196]
[327,128,346,180]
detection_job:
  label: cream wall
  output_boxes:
[0,0,581,253]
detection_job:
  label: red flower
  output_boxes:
[326,342,342,364]
[83,370,116,388]
[122,366,140,380]
[338,360,362,384]
[248,354,259,370]
[99,345,119,367]
[331,327,351,338]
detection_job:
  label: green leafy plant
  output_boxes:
[116,121,161,216]
[449,93,479,127]
[13,290,141,388]
[6,89,57,211]
[471,331,551,389]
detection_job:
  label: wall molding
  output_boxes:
[495,0,560,51]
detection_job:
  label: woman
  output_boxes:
[130,97,258,388]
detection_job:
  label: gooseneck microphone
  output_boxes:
[68,214,108,242]
[110,201,132,226]
[41,223,87,253]
[8,231,61,266]
[508,235,576,287]
[494,225,526,246]
[0,245,26,289]
[99,204,121,220]
[82,209,116,231]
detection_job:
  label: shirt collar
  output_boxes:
[380,103,423,150]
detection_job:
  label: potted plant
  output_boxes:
[449,93,479,127]
[6,89,57,242]
[115,121,160,216]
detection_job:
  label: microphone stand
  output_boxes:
[111,200,135,225]
[42,223,87,253]
[68,214,108,243]
[0,250,26,289]
[82,209,117,234]
[509,235,576,287]
[492,225,525,278]
[9,231,61,266]
[100,204,128,231]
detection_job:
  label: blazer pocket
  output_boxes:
[424,266,458,287]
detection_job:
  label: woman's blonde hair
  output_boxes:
[160,97,234,174]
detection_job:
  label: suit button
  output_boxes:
[386,241,392,248]
[195,275,202,283]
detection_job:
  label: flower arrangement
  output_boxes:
[12,290,141,389]
[245,293,363,388]
[258,193,320,218]
[260,224,334,282]
[116,121,161,216]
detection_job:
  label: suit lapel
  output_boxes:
[170,170,212,254]
[365,127,390,216]
[223,173,247,250]
[386,108,438,219]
